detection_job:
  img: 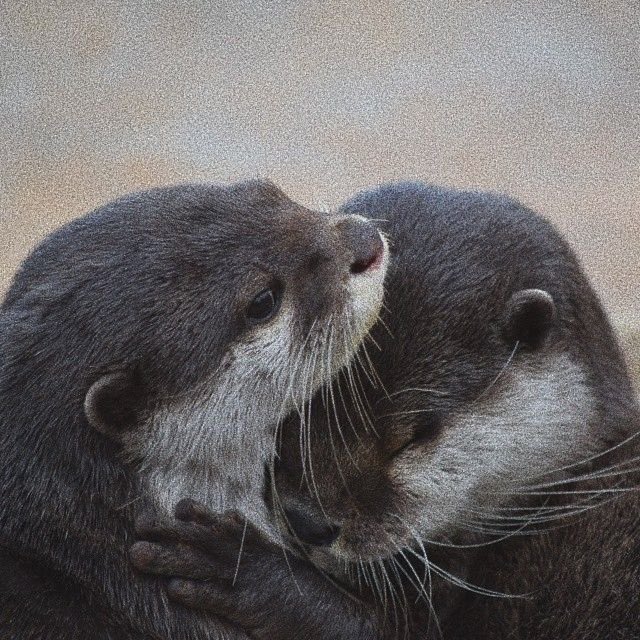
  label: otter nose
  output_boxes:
[336,217,385,275]
[284,508,341,547]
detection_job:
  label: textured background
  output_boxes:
[1,1,638,366]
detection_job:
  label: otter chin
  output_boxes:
[0,179,388,639]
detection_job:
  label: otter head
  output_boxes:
[2,180,388,520]
[273,183,637,572]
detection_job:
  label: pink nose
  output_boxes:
[350,234,384,274]
[334,216,384,275]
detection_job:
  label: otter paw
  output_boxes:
[131,504,275,584]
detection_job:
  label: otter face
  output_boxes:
[273,183,612,568]
[276,292,595,567]
[5,179,387,520]
[115,183,389,516]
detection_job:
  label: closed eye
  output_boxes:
[393,412,443,456]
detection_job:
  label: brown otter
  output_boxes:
[0,180,388,639]
[132,182,640,639]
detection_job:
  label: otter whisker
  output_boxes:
[231,517,248,587]
[288,319,320,489]
[431,499,559,547]
[324,330,358,497]
[408,547,523,599]
[411,533,441,640]
[334,367,365,447]
[358,556,372,594]
[518,427,640,486]
[366,560,388,622]
[295,352,312,488]
[516,455,640,492]
[467,494,626,532]
[350,342,376,392]
[465,493,610,522]
[364,217,390,223]
[376,311,394,339]
[495,486,640,498]
[378,408,439,419]
[394,546,431,606]
[346,318,377,416]
[385,556,411,640]
[384,386,449,400]
[350,353,375,417]
[379,561,398,632]
[326,323,361,472]
[357,335,381,385]
[302,340,330,520]
[364,330,383,352]
[341,332,376,436]
[361,337,391,399]
[393,550,442,640]
[295,336,316,496]
[393,518,523,599]
[470,340,520,405]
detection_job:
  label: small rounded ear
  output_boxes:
[84,369,146,439]
[503,289,557,348]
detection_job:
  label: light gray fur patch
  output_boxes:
[393,352,597,540]
[128,308,301,539]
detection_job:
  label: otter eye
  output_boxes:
[393,413,443,456]
[247,287,281,322]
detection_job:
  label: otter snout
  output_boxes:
[284,507,341,547]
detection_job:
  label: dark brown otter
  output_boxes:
[0,180,388,639]
[132,182,640,639]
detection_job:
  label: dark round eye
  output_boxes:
[247,287,281,322]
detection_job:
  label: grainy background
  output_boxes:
[1,1,638,370]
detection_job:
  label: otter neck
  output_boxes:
[130,378,293,537]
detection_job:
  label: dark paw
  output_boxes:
[130,502,272,585]
[130,540,223,580]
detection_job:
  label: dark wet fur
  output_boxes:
[443,468,640,640]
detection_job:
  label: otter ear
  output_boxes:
[84,369,146,439]
[503,289,557,348]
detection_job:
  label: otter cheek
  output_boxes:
[389,451,455,542]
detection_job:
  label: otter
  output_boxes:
[0,179,388,639]
[132,182,640,639]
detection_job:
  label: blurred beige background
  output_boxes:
[1,1,638,365]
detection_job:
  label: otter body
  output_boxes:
[134,182,640,639]
[0,180,387,639]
